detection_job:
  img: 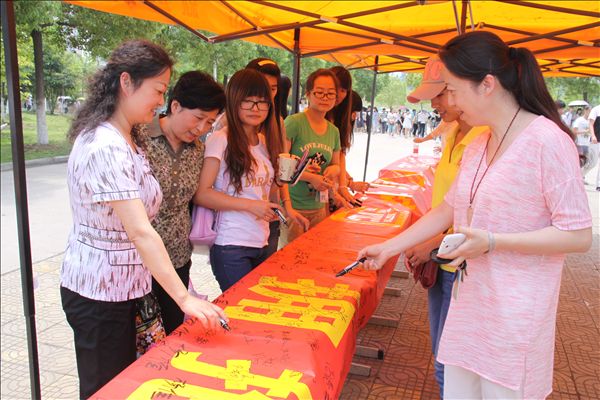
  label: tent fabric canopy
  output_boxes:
[68,0,599,76]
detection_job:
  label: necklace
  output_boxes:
[466,106,520,225]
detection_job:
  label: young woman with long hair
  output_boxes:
[283,68,342,243]
[135,71,225,334]
[61,40,226,398]
[359,31,592,399]
[194,68,283,292]
[245,58,308,256]
[328,66,370,207]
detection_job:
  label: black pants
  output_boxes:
[152,260,191,335]
[61,287,136,399]
[265,220,281,258]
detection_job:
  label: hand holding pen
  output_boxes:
[272,207,289,227]
[335,257,367,277]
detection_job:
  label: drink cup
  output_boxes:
[278,153,298,182]
[413,143,419,155]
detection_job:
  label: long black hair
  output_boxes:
[68,40,173,142]
[279,75,292,118]
[439,31,572,139]
[328,66,353,152]
[224,69,282,194]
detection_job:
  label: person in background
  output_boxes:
[359,31,591,399]
[573,106,591,138]
[194,69,283,292]
[284,68,342,243]
[135,71,225,334]
[328,66,360,209]
[279,75,292,119]
[402,108,414,138]
[555,99,568,127]
[588,104,600,191]
[417,108,429,137]
[404,54,486,397]
[61,40,226,399]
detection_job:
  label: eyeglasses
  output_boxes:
[240,100,271,111]
[311,91,337,100]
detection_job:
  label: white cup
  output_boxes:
[278,153,298,182]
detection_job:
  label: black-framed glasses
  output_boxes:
[311,91,337,100]
[240,100,271,111]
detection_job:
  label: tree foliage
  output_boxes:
[3,0,599,141]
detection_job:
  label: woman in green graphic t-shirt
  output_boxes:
[283,68,342,244]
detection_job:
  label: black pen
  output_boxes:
[335,257,367,277]
[272,208,288,226]
[219,318,231,331]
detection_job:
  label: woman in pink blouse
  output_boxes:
[358,31,592,399]
[61,40,227,398]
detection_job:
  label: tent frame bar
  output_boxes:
[143,0,211,42]
[219,0,292,52]
[1,1,42,398]
[496,0,600,18]
[363,56,378,182]
[507,21,600,46]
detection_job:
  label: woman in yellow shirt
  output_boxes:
[404,55,486,397]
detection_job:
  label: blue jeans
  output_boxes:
[428,268,456,398]
[210,244,269,292]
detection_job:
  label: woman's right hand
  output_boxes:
[179,295,228,332]
[247,200,280,222]
[357,241,394,271]
[306,173,334,192]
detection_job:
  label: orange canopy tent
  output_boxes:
[1,1,598,396]
[67,0,599,77]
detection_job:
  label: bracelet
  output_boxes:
[487,231,496,253]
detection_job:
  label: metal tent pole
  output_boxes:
[362,55,379,181]
[1,1,42,398]
[291,28,301,113]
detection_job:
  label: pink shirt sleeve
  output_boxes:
[541,131,592,231]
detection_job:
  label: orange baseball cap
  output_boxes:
[407,55,446,104]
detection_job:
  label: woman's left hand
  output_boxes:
[333,191,351,209]
[438,226,491,268]
[338,186,356,205]
[286,207,310,232]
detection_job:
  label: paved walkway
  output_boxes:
[1,133,598,399]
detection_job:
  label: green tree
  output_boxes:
[375,74,406,109]
[14,0,64,144]
[42,46,78,115]
[60,4,163,59]
[545,77,600,106]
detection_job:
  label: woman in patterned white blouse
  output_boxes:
[61,40,227,399]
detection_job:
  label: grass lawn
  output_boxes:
[0,111,72,163]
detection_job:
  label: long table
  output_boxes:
[93,156,437,400]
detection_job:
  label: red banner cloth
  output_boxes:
[92,201,410,400]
